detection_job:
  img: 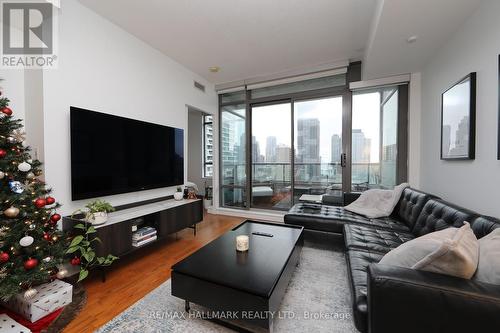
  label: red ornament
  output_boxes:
[43,233,51,241]
[0,252,9,263]
[46,197,56,205]
[0,149,6,158]
[1,107,12,116]
[50,213,61,223]
[70,257,81,266]
[34,198,46,209]
[24,258,38,270]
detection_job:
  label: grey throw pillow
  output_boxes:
[379,222,479,279]
[473,228,500,285]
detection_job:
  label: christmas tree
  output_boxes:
[0,88,66,301]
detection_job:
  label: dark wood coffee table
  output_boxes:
[171,220,304,332]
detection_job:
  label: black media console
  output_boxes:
[62,197,203,280]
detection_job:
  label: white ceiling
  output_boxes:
[78,0,482,85]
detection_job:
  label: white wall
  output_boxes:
[42,0,217,215]
[0,69,25,121]
[420,0,500,216]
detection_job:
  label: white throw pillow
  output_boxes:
[473,228,500,285]
[379,222,479,279]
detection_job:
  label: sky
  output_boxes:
[251,93,386,163]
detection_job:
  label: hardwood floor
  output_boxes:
[63,213,244,333]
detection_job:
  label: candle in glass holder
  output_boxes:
[236,235,249,252]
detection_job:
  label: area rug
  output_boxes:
[97,233,358,332]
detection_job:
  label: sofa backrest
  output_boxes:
[469,216,500,239]
[392,188,438,230]
[411,199,479,237]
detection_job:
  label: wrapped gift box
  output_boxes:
[0,314,31,333]
[3,280,72,323]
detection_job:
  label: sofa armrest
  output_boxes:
[368,264,500,333]
[343,192,361,206]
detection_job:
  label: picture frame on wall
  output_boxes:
[441,72,476,160]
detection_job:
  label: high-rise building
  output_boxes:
[331,134,342,163]
[266,136,277,162]
[450,116,469,156]
[296,118,320,163]
[276,145,291,163]
[252,136,262,162]
[352,129,371,163]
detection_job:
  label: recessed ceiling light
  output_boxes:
[209,66,220,73]
[407,35,418,44]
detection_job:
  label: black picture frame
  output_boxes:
[440,72,476,160]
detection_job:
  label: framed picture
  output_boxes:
[441,72,476,160]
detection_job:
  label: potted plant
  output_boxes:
[174,186,184,201]
[84,199,115,225]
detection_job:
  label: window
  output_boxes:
[203,115,213,177]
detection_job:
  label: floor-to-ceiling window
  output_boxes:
[218,66,408,211]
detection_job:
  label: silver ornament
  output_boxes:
[7,137,15,143]
[19,235,34,247]
[29,224,35,230]
[24,288,38,299]
[56,268,68,279]
[9,181,25,194]
[43,256,52,263]
[26,172,35,180]
[18,162,31,172]
[0,171,4,179]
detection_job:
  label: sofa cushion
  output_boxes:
[469,216,500,239]
[380,222,479,279]
[284,203,411,234]
[345,249,384,333]
[392,188,438,230]
[411,199,478,237]
[344,224,415,254]
[474,228,500,285]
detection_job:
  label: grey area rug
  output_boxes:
[97,232,359,333]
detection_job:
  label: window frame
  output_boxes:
[202,114,213,178]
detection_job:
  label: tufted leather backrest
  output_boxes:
[411,199,479,237]
[392,188,438,230]
[469,216,500,239]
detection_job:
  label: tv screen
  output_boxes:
[70,107,184,200]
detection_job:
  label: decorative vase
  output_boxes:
[204,199,212,209]
[88,212,108,225]
[174,192,184,201]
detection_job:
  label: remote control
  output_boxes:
[252,232,274,237]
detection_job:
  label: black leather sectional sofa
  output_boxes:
[284,188,500,333]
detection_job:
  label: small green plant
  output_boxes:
[66,222,118,282]
[176,186,183,192]
[85,199,115,214]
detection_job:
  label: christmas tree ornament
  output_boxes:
[56,268,68,279]
[34,198,46,208]
[51,235,58,242]
[26,172,35,179]
[1,107,12,116]
[43,233,50,241]
[0,171,4,179]
[29,223,35,230]
[7,136,15,143]
[19,236,34,247]
[9,180,25,193]
[23,288,38,299]
[0,149,6,158]
[24,258,38,270]
[43,256,52,263]
[50,213,61,223]
[0,252,9,263]
[18,162,31,172]
[70,257,81,266]
[46,197,56,205]
[4,206,20,218]
[11,129,26,143]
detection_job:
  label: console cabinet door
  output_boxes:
[158,201,203,237]
[94,222,133,257]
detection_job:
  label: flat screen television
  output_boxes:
[70,107,184,200]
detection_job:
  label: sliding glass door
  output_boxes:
[251,102,292,210]
[293,96,343,204]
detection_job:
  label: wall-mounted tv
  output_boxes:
[70,107,184,200]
